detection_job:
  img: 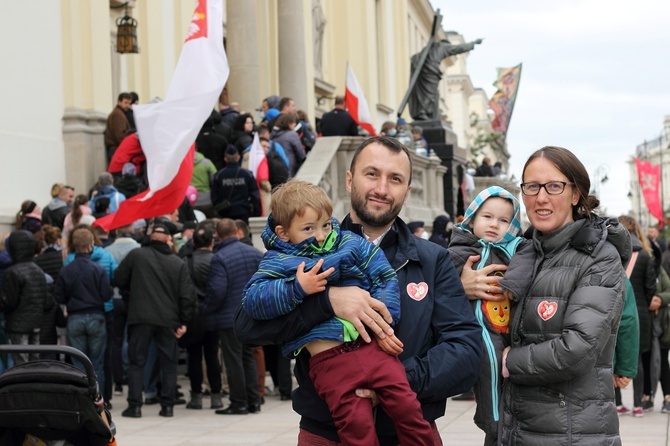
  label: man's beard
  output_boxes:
[350,188,403,228]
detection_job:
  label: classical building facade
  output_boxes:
[0,0,505,230]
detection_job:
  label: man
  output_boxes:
[116,223,195,419]
[211,146,261,224]
[648,226,666,253]
[89,172,126,213]
[203,219,263,415]
[235,136,482,445]
[267,97,296,129]
[42,185,74,230]
[125,91,139,130]
[104,92,133,162]
[219,101,240,129]
[319,96,359,137]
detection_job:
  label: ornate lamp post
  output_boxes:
[113,3,138,54]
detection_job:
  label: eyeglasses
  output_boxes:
[520,181,575,196]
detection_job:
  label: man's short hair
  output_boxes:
[72,228,94,253]
[217,218,237,239]
[193,226,214,249]
[58,185,74,199]
[234,219,250,238]
[118,92,132,102]
[334,96,345,106]
[98,172,114,186]
[350,136,413,186]
[270,179,333,228]
[279,97,294,111]
[129,92,139,103]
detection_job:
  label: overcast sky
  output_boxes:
[431,0,670,218]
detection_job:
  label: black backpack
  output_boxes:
[267,143,290,189]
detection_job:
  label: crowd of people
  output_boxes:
[1,87,666,445]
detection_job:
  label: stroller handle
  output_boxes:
[0,345,100,401]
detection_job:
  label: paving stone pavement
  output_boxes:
[109,377,670,445]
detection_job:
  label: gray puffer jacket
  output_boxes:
[499,216,631,446]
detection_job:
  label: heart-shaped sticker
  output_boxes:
[537,300,558,321]
[406,282,428,301]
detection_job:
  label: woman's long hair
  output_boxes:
[618,215,652,255]
[15,200,37,230]
[71,194,89,227]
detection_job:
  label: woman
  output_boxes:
[231,113,255,154]
[270,113,306,177]
[15,200,42,234]
[616,216,657,416]
[63,194,96,243]
[467,146,630,445]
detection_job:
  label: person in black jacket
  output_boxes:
[319,96,358,137]
[54,228,113,390]
[211,146,261,223]
[115,223,195,419]
[234,136,482,444]
[1,230,48,365]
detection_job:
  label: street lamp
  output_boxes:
[591,164,610,199]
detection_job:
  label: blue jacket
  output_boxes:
[66,246,117,312]
[89,185,126,213]
[203,238,263,331]
[54,253,113,315]
[243,216,400,357]
[234,215,482,444]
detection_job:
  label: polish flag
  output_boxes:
[344,62,377,136]
[95,0,228,231]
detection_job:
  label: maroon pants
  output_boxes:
[308,340,436,446]
[297,423,443,446]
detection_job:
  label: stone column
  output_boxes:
[226,1,260,113]
[277,0,314,113]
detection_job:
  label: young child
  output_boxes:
[54,228,113,392]
[243,179,436,446]
[448,186,535,445]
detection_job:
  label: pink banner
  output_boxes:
[635,158,664,223]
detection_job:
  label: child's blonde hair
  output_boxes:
[72,228,94,254]
[271,179,333,228]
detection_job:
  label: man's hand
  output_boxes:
[650,295,662,311]
[460,255,507,301]
[376,333,403,356]
[296,259,335,296]
[329,286,393,343]
[175,325,187,339]
[355,388,379,407]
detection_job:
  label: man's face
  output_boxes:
[60,188,75,206]
[118,98,132,111]
[648,227,660,240]
[260,140,270,154]
[346,142,411,228]
[285,100,296,114]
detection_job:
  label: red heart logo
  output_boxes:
[537,301,558,321]
[406,282,428,301]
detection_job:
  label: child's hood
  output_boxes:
[261,214,341,255]
[458,185,522,244]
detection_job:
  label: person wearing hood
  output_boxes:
[429,214,452,248]
[42,185,75,230]
[0,230,48,365]
[196,111,230,171]
[89,172,126,214]
[466,147,631,445]
[447,186,535,444]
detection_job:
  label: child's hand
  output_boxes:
[296,259,335,295]
[376,333,403,356]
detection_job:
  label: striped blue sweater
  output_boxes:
[242,215,400,357]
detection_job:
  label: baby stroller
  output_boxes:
[0,345,116,446]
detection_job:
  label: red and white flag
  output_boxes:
[96,0,228,231]
[345,62,377,136]
[248,132,267,181]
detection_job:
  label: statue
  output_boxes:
[408,38,482,121]
[312,0,327,78]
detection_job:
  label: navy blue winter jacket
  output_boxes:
[54,253,113,315]
[203,238,263,331]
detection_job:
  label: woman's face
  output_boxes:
[244,117,254,132]
[522,157,579,234]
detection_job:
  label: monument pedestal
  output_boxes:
[412,119,468,219]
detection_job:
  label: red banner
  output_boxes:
[636,158,664,223]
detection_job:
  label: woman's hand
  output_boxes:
[650,295,662,311]
[460,255,508,301]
